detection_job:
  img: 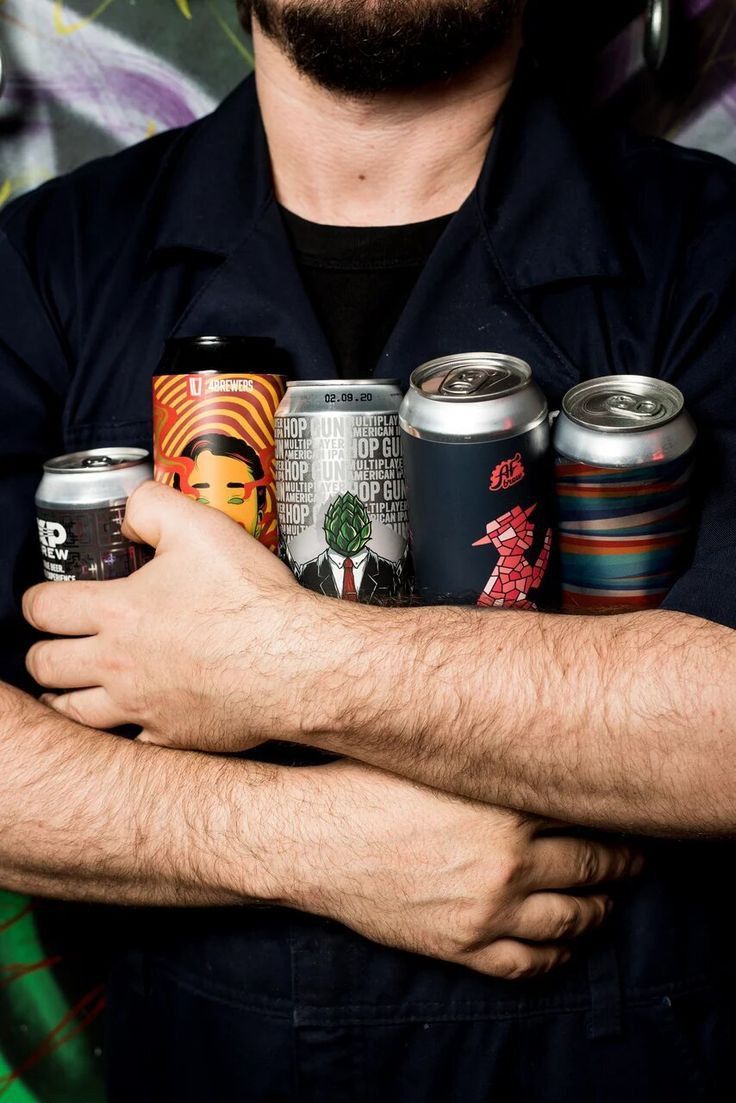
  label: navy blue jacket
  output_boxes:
[2,61,736,1100]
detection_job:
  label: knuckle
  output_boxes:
[495,852,526,890]
[452,906,492,954]
[26,586,52,630]
[616,847,635,878]
[552,904,579,940]
[578,844,600,885]
[27,642,53,685]
[494,947,535,980]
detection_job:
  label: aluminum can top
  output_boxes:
[278,378,402,417]
[562,375,683,432]
[157,335,289,376]
[43,447,149,474]
[400,353,547,443]
[554,375,696,467]
[37,448,152,507]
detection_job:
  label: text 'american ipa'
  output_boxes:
[275,380,409,603]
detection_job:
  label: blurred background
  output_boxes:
[0,1,734,1100]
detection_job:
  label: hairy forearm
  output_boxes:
[308,606,736,836]
[0,683,287,904]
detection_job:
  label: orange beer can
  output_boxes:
[153,336,288,552]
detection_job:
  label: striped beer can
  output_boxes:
[553,376,696,613]
[153,336,287,552]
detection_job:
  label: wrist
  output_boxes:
[226,762,344,914]
[298,603,424,757]
[192,758,298,905]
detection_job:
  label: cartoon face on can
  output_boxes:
[153,372,287,552]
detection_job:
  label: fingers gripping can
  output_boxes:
[152,336,287,552]
[275,380,410,603]
[35,448,153,582]
[399,354,554,607]
[553,375,696,613]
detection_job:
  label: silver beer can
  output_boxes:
[274,380,409,603]
[553,375,697,612]
[35,448,153,582]
[399,353,554,607]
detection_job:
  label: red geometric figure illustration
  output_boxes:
[473,503,552,610]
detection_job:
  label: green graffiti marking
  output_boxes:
[0,893,104,1102]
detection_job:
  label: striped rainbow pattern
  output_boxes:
[555,453,693,613]
[153,373,286,552]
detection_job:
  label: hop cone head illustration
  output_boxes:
[324,492,372,554]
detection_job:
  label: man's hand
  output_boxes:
[24,480,325,750]
[287,762,640,979]
[0,678,639,977]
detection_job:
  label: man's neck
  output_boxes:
[253,22,520,228]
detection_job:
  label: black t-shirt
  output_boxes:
[280,207,451,378]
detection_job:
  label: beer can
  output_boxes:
[153,336,288,553]
[553,374,696,613]
[399,353,554,607]
[275,380,409,603]
[35,448,152,582]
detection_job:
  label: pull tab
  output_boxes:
[81,455,117,468]
[439,366,512,396]
[605,394,664,420]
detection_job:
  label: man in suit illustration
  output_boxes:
[296,491,401,602]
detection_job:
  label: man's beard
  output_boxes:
[236,1,521,95]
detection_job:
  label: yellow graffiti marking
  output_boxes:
[52,0,117,36]
[207,0,254,65]
[176,0,193,18]
[0,171,53,210]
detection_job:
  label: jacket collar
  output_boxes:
[151,77,272,257]
[476,59,634,290]
[150,58,633,289]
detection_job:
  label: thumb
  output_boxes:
[122,479,212,550]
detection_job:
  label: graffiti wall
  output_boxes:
[0,0,250,208]
[0,2,733,1101]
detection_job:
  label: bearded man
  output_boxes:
[2,2,735,1100]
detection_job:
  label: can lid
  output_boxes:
[157,335,290,376]
[411,353,531,401]
[563,376,684,432]
[43,447,150,474]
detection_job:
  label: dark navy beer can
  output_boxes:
[399,354,555,608]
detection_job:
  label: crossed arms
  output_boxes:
[22,479,736,839]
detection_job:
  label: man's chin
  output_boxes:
[243,0,522,96]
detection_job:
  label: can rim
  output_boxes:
[164,335,276,348]
[43,447,151,474]
[285,379,401,388]
[410,353,532,401]
[562,375,685,433]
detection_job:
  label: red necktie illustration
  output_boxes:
[342,557,359,601]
